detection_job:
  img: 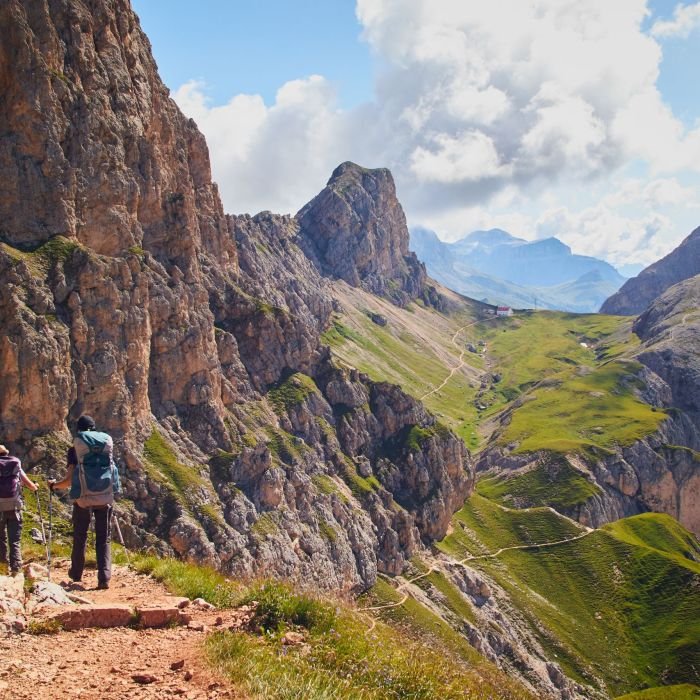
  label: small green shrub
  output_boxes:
[267,373,318,413]
[241,580,337,634]
[27,618,62,635]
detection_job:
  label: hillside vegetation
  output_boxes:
[436,498,700,696]
[326,282,487,448]
[321,289,700,697]
[326,286,660,457]
[132,556,530,699]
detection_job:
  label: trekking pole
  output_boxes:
[34,490,50,574]
[112,512,130,566]
[47,486,53,581]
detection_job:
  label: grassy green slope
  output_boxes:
[324,288,662,459]
[501,359,664,454]
[474,310,664,455]
[617,684,700,699]
[132,555,531,699]
[437,493,587,558]
[436,498,700,696]
[476,457,602,510]
[326,282,487,448]
[477,311,624,404]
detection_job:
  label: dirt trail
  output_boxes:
[358,527,594,617]
[419,318,489,402]
[1,560,246,700]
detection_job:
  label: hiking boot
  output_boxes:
[97,581,109,590]
[67,568,81,583]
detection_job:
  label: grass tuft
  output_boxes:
[241,580,337,634]
[267,373,318,414]
[132,555,241,608]
[26,618,63,635]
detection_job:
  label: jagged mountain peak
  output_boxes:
[328,160,391,182]
[527,236,571,255]
[456,228,525,247]
[601,225,700,315]
[296,162,440,308]
[410,225,624,311]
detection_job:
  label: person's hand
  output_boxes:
[30,482,38,492]
[48,480,56,492]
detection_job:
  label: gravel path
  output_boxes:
[1,560,247,700]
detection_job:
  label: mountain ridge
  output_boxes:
[601,226,700,315]
[0,0,470,591]
[411,226,626,312]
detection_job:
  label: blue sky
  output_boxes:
[133,1,372,108]
[132,0,700,267]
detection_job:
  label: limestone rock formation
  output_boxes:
[634,274,700,421]
[297,162,441,308]
[600,226,700,315]
[0,0,473,591]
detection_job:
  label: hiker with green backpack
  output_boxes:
[0,444,39,575]
[49,415,121,590]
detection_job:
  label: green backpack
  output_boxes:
[70,431,121,506]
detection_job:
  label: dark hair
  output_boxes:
[76,415,96,432]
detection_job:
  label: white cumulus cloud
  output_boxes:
[170,1,700,265]
[651,2,700,38]
[173,76,349,215]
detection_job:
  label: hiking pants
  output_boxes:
[0,510,22,573]
[70,503,112,585]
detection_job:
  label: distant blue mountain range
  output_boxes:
[410,227,627,313]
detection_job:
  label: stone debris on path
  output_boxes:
[0,559,249,699]
[1,559,193,634]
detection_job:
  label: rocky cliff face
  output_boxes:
[634,274,700,421]
[297,162,442,308]
[478,414,700,536]
[0,0,473,590]
[600,226,700,315]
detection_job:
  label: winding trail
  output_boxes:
[380,317,600,629]
[358,527,594,618]
[420,317,493,402]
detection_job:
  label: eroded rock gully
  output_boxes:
[0,0,473,591]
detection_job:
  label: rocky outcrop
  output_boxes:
[204,365,473,588]
[630,276,700,534]
[633,274,700,422]
[0,0,473,591]
[426,561,601,700]
[478,420,700,536]
[297,162,441,308]
[600,226,700,315]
